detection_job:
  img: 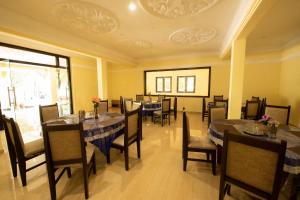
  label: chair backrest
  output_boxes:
[162,98,171,112]
[214,99,228,114]
[120,96,124,114]
[208,106,226,125]
[251,96,260,101]
[158,95,165,102]
[214,95,223,101]
[173,96,177,115]
[245,100,260,119]
[144,95,151,102]
[42,123,86,167]
[124,98,133,112]
[136,94,144,102]
[2,116,25,157]
[259,98,267,119]
[39,103,59,123]
[98,100,108,114]
[264,105,291,125]
[124,107,142,144]
[182,111,191,151]
[221,131,286,199]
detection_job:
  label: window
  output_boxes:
[177,76,196,93]
[156,77,172,93]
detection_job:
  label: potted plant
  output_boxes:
[92,97,101,119]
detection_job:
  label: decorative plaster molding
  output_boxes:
[140,0,218,18]
[169,27,216,45]
[52,1,119,34]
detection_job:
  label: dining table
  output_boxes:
[134,101,161,118]
[46,112,125,157]
[208,119,300,174]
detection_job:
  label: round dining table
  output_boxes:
[208,119,300,174]
[47,112,125,156]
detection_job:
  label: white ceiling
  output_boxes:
[247,0,300,52]
[0,0,245,63]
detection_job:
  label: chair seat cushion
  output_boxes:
[24,137,44,157]
[153,110,161,115]
[188,136,216,150]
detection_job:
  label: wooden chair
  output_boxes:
[110,107,142,170]
[244,100,260,120]
[39,103,59,123]
[124,98,133,112]
[251,96,260,101]
[42,123,96,200]
[182,111,216,175]
[120,96,124,114]
[98,100,108,114]
[136,94,144,102]
[219,131,287,200]
[208,106,227,126]
[259,98,267,119]
[170,96,178,120]
[1,115,45,186]
[214,95,223,101]
[264,104,291,125]
[202,97,209,122]
[153,98,171,126]
[158,95,165,102]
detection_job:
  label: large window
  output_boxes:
[156,77,172,93]
[144,66,211,97]
[177,76,196,93]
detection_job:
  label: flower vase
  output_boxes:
[268,124,277,138]
[94,107,98,119]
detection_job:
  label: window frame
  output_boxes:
[0,42,73,113]
[155,76,172,93]
[177,75,196,93]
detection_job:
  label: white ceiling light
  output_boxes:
[128,2,137,12]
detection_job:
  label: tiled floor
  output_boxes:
[0,111,296,200]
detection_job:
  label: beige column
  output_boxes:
[228,38,246,119]
[96,58,108,100]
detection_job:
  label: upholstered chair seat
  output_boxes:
[188,136,217,150]
[24,137,44,157]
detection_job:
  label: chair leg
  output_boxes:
[217,145,222,164]
[212,151,216,176]
[19,160,27,186]
[83,168,89,199]
[106,150,111,164]
[168,114,170,125]
[161,115,163,127]
[48,169,56,200]
[183,150,187,171]
[93,154,96,174]
[125,148,129,171]
[219,178,225,200]
[67,167,72,178]
[137,140,141,159]
[226,184,231,195]
[8,146,17,177]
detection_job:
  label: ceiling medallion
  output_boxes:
[169,27,216,45]
[119,39,153,49]
[140,0,219,18]
[52,1,119,34]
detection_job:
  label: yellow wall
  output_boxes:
[71,57,98,113]
[279,44,300,126]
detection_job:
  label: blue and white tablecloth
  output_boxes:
[83,113,125,155]
[208,119,300,174]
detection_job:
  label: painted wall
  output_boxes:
[279,44,300,127]
[71,57,98,113]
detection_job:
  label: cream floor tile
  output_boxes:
[0,111,296,200]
